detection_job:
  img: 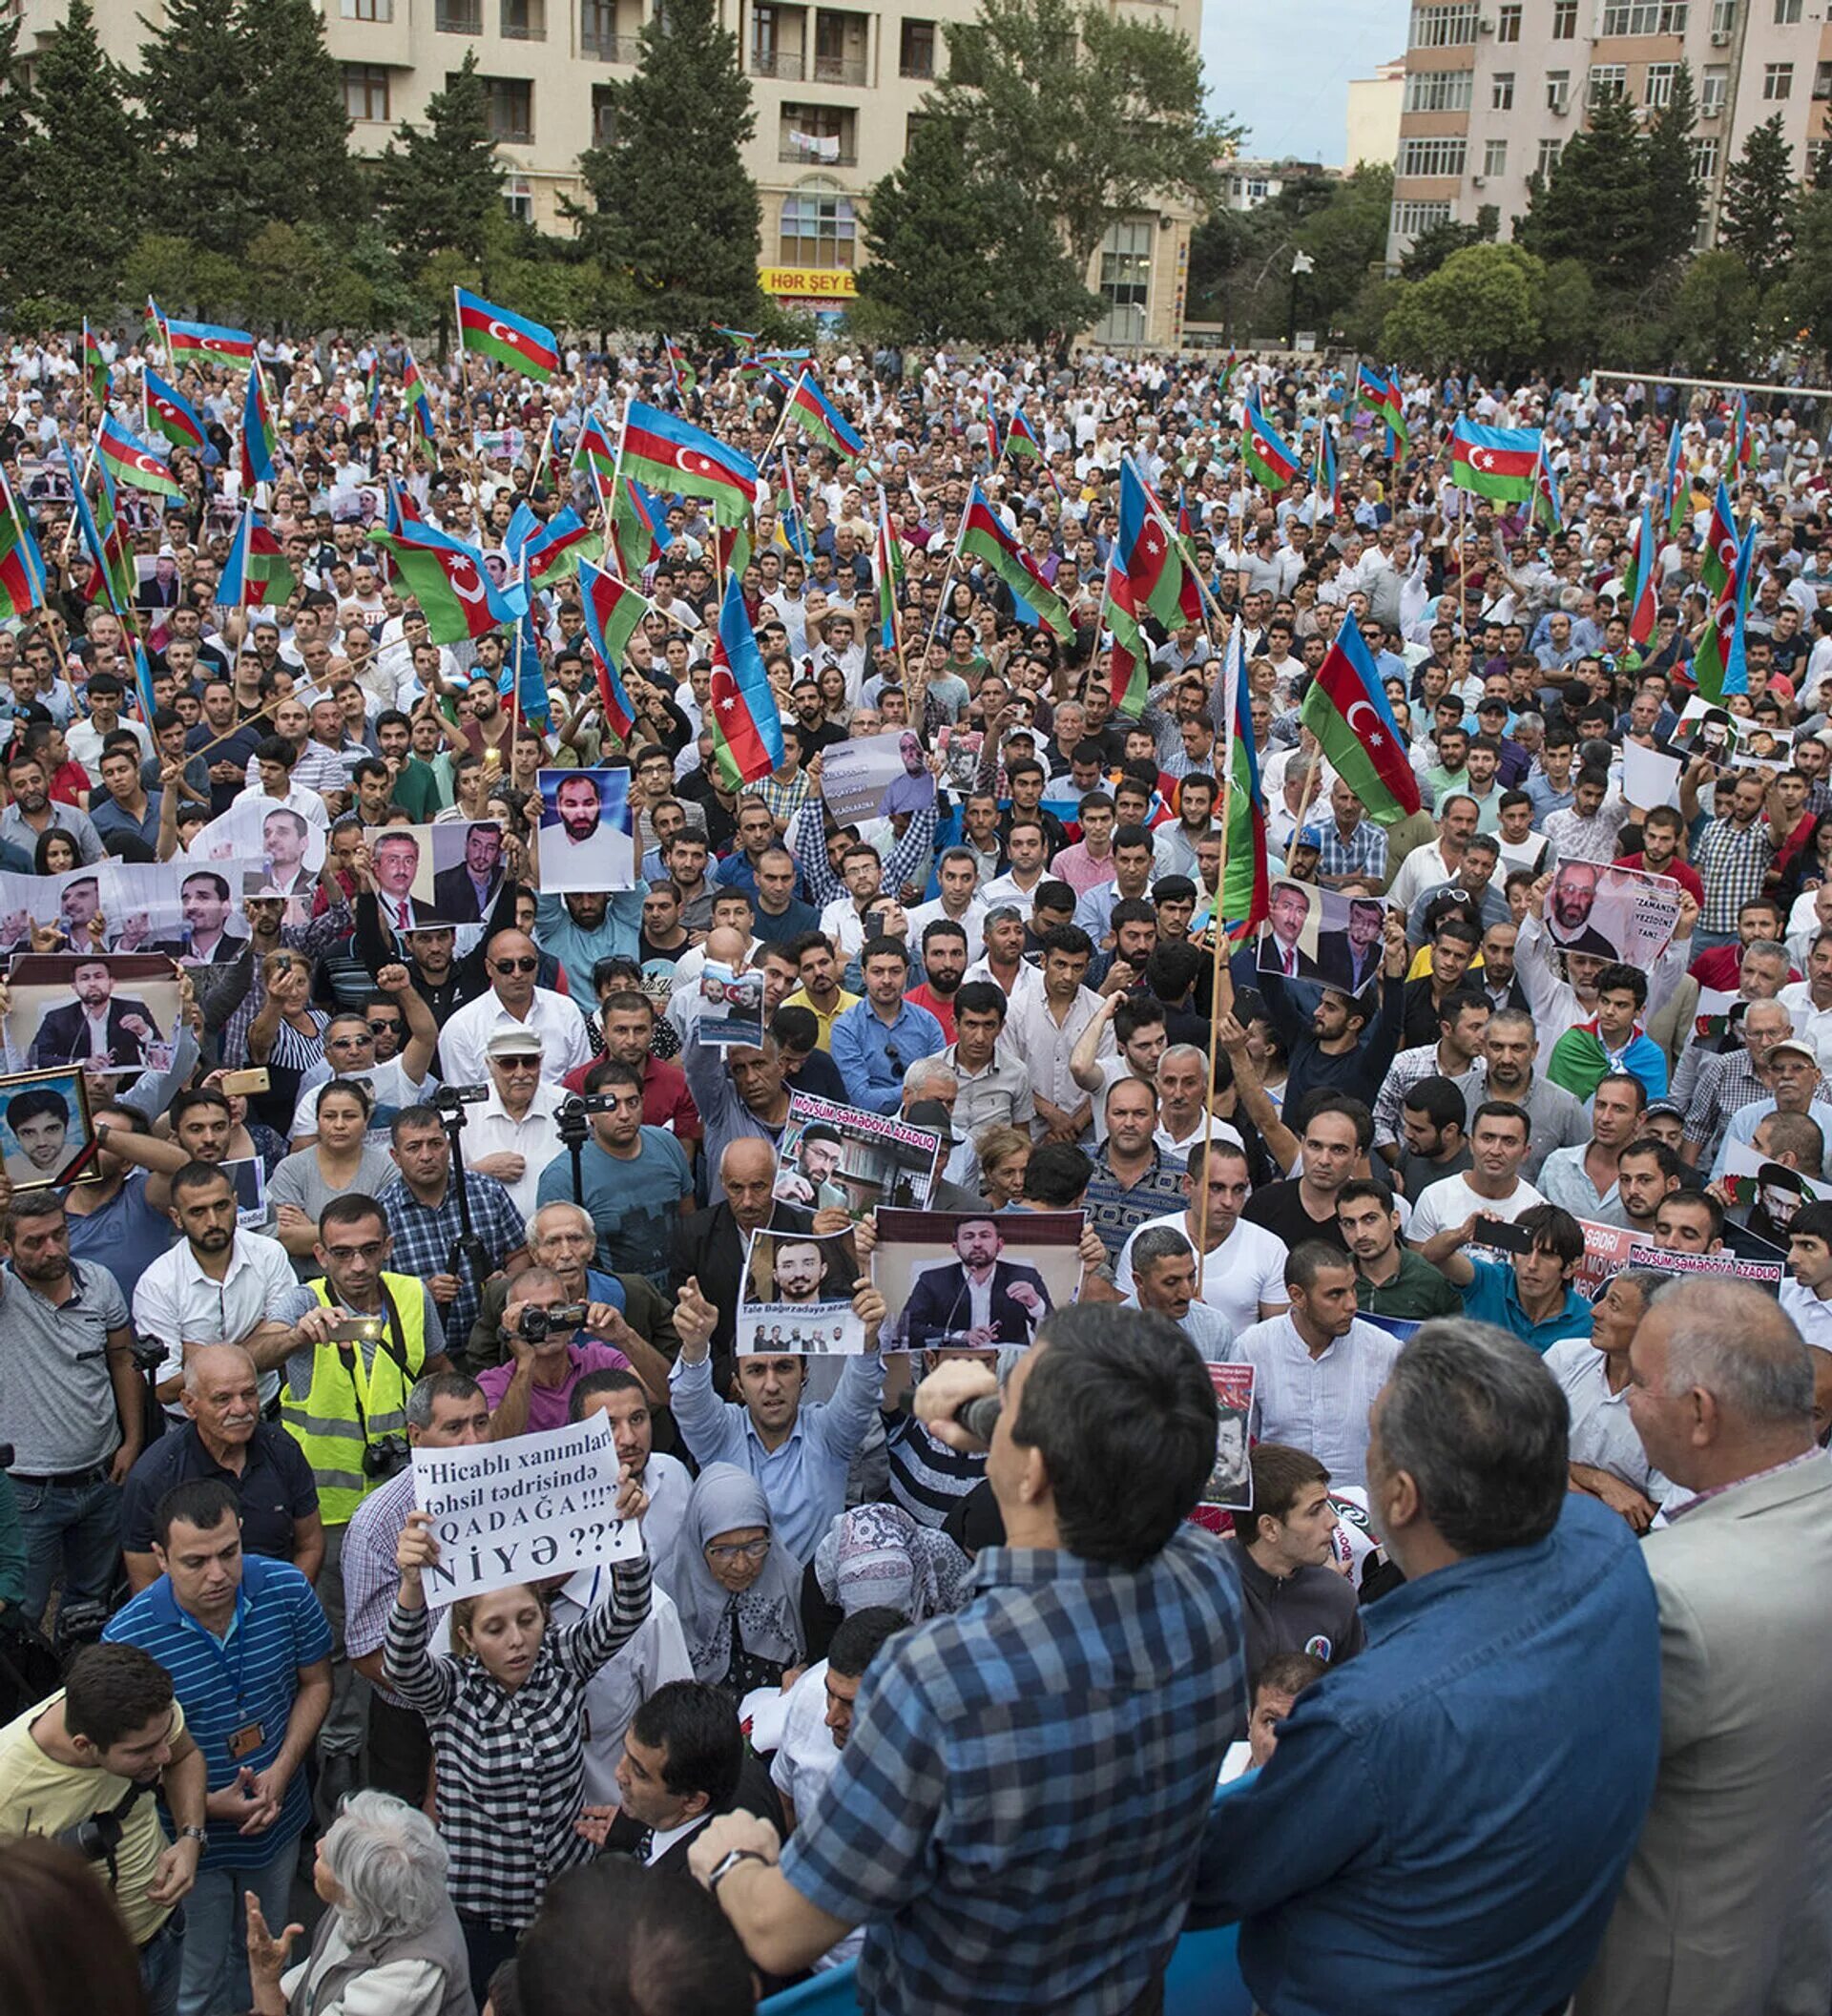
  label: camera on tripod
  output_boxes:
[518,1301,588,1342]
[431,1084,489,1114]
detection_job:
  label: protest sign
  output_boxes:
[937,724,983,794]
[696,962,765,1047]
[1673,698,1743,759]
[364,821,508,928]
[1256,878,1384,995]
[193,800,324,923]
[1625,1241,1785,1292]
[411,1414,640,1602]
[4,953,178,1078]
[536,767,635,893]
[773,1091,940,1217]
[1571,1217,1644,1298]
[872,1207,1084,1353]
[1543,862,1680,966]
[0,1066,98,1190]
[0,865,106,954]
[820,731,936,824]
[1203,1363,1255,1513]
[1621,739,1683,812]
[738,1225,864,1355]
[1732,723,1794,772]
[1719,1136,1825,1234]
[224,1155,268,1229]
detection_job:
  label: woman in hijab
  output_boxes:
[670,1464,805,1699]
[803,1502,975,1662]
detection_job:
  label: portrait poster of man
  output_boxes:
[738,1226,865,1356]
[430,820,508,925]
[697,962,765,1048]
[936,724,983,796]
[1544,862,1680,966]
[6,953,179,1077]
[536,767,635,893]
[194,800,326,903]
[871,1208,1084,1354]
[1721,1135,1827,1238]
[1195,1362,1256,1528]
[772,1091,941,1218]
[224,1154,269,1229]
[1256,878,1327,982]
[98,862,207,960]
[0,1067,98,1190]
[1731,723,1795,773]
[0,865,104,954]
[820,731,937,825]
[1673,698,1743,762]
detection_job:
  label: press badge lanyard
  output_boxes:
[177,1586,252,1715]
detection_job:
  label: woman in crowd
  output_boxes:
[268,1078,395,1277]
[802,1500,973,1662]
[384,1487,653,2003]
[975,1123,1031,1211]
[0,1837,147,2016]
[244,1790,475,2016]
[671,1464,805,1699]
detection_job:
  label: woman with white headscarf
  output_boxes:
[670,1464,805,1697]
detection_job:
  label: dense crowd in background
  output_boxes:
[0,328,1827,2016]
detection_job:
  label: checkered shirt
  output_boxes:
[1691,815,1779,934]
[380,1169,526,1351]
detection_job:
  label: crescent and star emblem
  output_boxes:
[488,320,518,344]
[448,561,486,604]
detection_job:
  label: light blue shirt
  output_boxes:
[830,996,946,1115]
[532,887,644,1001]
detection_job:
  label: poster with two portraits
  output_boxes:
[1255,881,1385,998]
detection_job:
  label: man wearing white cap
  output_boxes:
[462,1026,568,1223]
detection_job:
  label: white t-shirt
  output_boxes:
[1405,1174,1546,1246]
[1114,1214,1289,1335]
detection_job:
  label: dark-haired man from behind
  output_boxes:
[1228,1443,1364,1676]
[689,1304,1247,2012]
[1192,1320,1661,2015]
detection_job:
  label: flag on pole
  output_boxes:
[512,505,597,590]
[663,337,697,397]
[67,451,135,615]
[1379,372,1408,452]
[1312,423,1339,514]
[454,289,559,379]
[371,530,522,644]
[162,317,255,367]
[143,369,207,453]
[1530,438,1563,533]
[573,408,618,490]
[97,416,184,498]
[576,558,647,741]
[1693,499,1746,702]
[503,625,551,733]
[1664,422,1688,537]
[707,572,785,788]
[1626,501,1659,650]
[1241,403,1302,492]
[1211,624,1269,940]
[0,469,46,619]
[959,485,1072,638]
[612,477,669,579]
[1299,611,1423,827]
[1103,554,1150,720]
[785,373,866,464]
[1700,481,1740,602]
[775,451,810,563]
[619,402,760,526]
[1008,404,1045,463]
[219,506,299,610]
[1116,458,1189,628]
[712,324,761,346]
[874,495,904,655]
[1218,348,1239,405]
[1449,418,1539,502]
[401,348,438,457]
[239,365,279,488]
[81,322,111,407]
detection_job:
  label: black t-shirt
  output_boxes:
[1240,1177,1350,1254]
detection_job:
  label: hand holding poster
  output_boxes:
[1256,879,1385,996]
[773,1091,941,1217]
[738,1225,866,1355]
[1203,1363,1255,1514]
[871,1207,1084,1353]
[820,730,936,824]
[697,961,765,1047]
[410,1414,642,1602]
[1625,1240,1785,1293]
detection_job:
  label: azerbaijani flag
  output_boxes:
[574,408,618,491]
[577,557,647,740]
[1299,611,1422,827]
[1117,458,1188,628]
[707,572,785,788]
[1103,553,1149,720]
[455,288,559,380]
[958,484,1072,638]
[67,450,135,616]
[1531,439,1563,533]
[1626,501,1659,649]
[1379,371,1408,451]
[163,317,255,367]
[1008,404,1045,463]
[663,336,697,396]
[402,347,438,455]
[1242,403,1301,492]
[372,529,522,644]
[143,369,206,453]
[1312,423,1339,513]
[81,321,110,407]
[219,505,299,610]
[97,415,184,499]
[0,469,46,619]
[1218,347,1239,405]
[619,401,760,526]
[503,626,551,732]
[1449,418,1539,502]
[1211,623,1269,940]
[1356,362,1388,414]
[1696,521,1755,703]
[239,364,279,488]
[1664,421,1688,537]
[776,451,810,563]
[517,505,597,590]
[874,494,904,655]
[1701,480,1739,601]
[612,476,670,579]
[785,373,865,464]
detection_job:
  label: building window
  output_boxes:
[1712,0,1738,30]
[1551,0,1577,35]
[899,18,934,77]
[1546,69,1570,112]
[340,0,393,18]
[1483,138,1508,176]
[1816,59,1832,97]
[504,175,533,223]
[781,104,856,164]
[779,178,857,267]
[342,62,390,119]
[1599,2,1687,30]
[1496,2,1521,37]
[1094,218,1153,344]
[1692,135,1720,179]
[1537,136,1563,174]
[1404,67,1473,111]
[1491,71,1514,109]
[1701,63,1728,112]
[500,0,544,37]
[1765,61,1793,98]
[482,75,532,139]
[1590,64,1626,103]
[1776,0,1802,20]
[1400,136,1468,176]
[1408,4,1478,49]
[435,0,482,30]
[1391,198,1452,239]
[591,83,616,144]
[1644,61,1676,104]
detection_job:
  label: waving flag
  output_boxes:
[1212,624,1269,940]
[874,494,904,655]
[1116,458,1188,628]
[573,407,618,492]
[401,347,438,456]
[1300,611,1422,827]
[1531,439,1563,533]
[142,368,207,453]
[1664,421,1688,537]
[455,289,558,379]
[712,323,761,345]
[97,415,183,498]
[67,450,135,615]
[708,572,785,788]
[1103,554,1149,720]
[663,336,697,397]
[511,504,597,590]
[239,364,279,488]
[372,530,522,644]
[1218,347,1239,405]
[81,321,110,407]
[1356,362,1388,414]
[958,485,1072,638]
[775,451,810,563]
[619,401,760,526]
[1625,502,1659,650]
[1008,404,1045,463]
[786,373,865,464]
[1696,521,1755,702]
[612,477,671,579]
[504,627,551,732]
[1701,481,1740,603]
[1449,418,1539,502]
[0,469,46,620]
[1242,403,1301,492]
[163,317,255,368]
[576,557,647,741]
[1379,372,1408,452]
[1312,423,1339,514]
[219,506,299,610]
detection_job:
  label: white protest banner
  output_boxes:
[1625,1240,1785,1293]
[820,730,936,824]
[1621,739,1683,813]
[411,1414,640,1601]
[774,1090,941,1217]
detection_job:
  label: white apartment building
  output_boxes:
[1345,53,1405,168]
[13,0,1202,343]
[1388,0,1832,266]
[1221,158,1334,211]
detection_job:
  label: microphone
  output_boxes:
[950,1393,1003,1444]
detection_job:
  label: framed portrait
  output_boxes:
[0,1066,100,1191]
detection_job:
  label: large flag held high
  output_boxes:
[1300,611,1422,827]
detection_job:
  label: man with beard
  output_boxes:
[543,771,632,885]
[0,748,102,864]
[31,958,165,1070]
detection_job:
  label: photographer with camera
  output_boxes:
[0,1642,209,2016]
[477,1269,639,1439]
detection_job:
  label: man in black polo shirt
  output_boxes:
[1226,1442,1365,1675]
[118,1342,322,1593]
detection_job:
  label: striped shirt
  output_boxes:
[882,1407,987,1527]
[384,1550,653,1929]
[103,1557,331,1869]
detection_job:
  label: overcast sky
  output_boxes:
[1200,0,1410,167]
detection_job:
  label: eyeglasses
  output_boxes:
[324,1240,385,1264]
[705,1538,772,1564]
[365,1020,399,1035]
[884,1043,904,1074]
[492,957,539,975]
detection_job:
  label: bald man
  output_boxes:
[671,1138,817,1374]
[1579,1279,1832,2016]
[119,1341,323,1591]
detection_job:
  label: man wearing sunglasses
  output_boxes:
[438,925,593,1089]
[460,1027,569,1222]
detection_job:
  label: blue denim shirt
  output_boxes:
[1191,1493,1660,2016]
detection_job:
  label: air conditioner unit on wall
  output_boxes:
[1711,27,1730,41]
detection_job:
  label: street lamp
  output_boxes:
[1288,249,1316,351]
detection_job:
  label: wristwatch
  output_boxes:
[706,1846,766,1894]
[177,1825,208,1846]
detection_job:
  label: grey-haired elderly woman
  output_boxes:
[244,1791,476,2016]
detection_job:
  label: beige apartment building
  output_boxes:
[1388,0,1832,266]
[1345,53,1405,168]
[14,0,1201,343]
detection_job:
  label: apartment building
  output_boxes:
[1345,53,1405,168]
[1387,0,1832,266]
[11,0,1202,343]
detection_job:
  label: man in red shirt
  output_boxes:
[1614,804,1704,907]
[562,986,701,1155]
[906,920,968,1042]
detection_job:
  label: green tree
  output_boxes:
[1517,91,1663,295]
[135,0,259,256]
[239,0,358,239]
[1720,113,1798,286]
[1188,165,1390,339]
[1780,183,1832,355]
[1642,61,1701,269]
[1669,249,1759,375]
[10,0,142,320]
[854,114,1101,343]
[0,19,34,295]
[569,0,763,327]
[376,51,505,275]
[1400,205,1496,281]
[1293,162,1393,326]
[1383,242,1546,376]
[929,0,1236,269]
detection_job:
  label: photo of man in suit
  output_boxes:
[178,870,247,964]
[431,821,506,925]
[30,959,164,1070]
[1320,898,1385,997]
[261,807,314,901]
[905,1216,1051,1351]
[1258,881,1325,981]
[370,830,442,931]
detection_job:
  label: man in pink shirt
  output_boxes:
[1050,791,1119,896]
[477,1270,635,1437]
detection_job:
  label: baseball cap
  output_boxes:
[486,1028,544,1057]
[1767,1038,1819,1065]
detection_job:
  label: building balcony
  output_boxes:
[752,50,807,78]
[812,53,866,84]
[583,31,640,58]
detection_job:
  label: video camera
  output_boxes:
[431,1084,489,1114]
[519,1301,588,1342]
